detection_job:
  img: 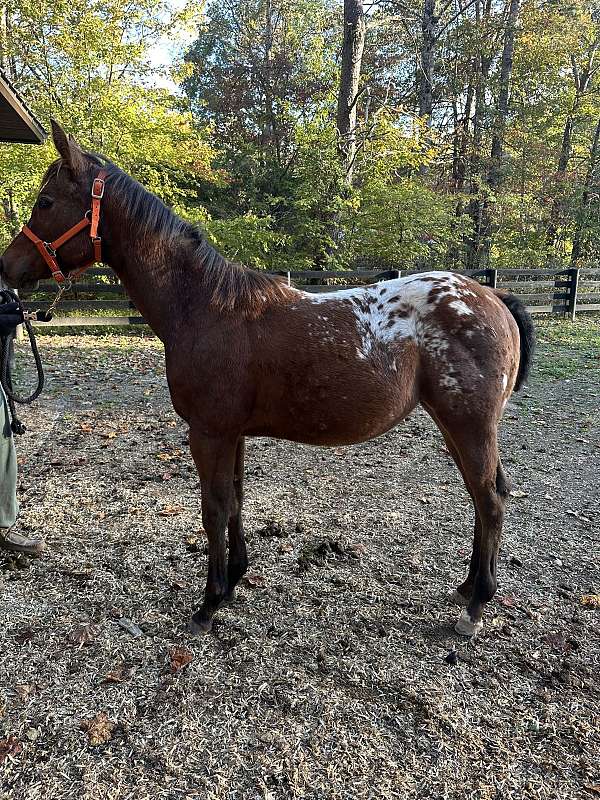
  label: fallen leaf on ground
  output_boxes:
[245,574,265,587]
[509,490,528,498]
[14,684,36,701]
[117,618,143,637]
[101,664,129,685]
[566,509,591,522]
[80,712,116,746]
[159,505,185,516]
[68,624,100,647]
[346,542,366,558]
[580,595,600,608]
[499,596,517,608]
[185,535,202,553]
[169,647,193,674]
[0,737,22,763]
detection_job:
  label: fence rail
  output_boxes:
[23,266,599,327]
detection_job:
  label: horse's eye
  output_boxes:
[38,196,53,210]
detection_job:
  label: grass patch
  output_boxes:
[531,314,600,381]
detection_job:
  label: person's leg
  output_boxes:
[0,384,18,529]
[0,385,44,555]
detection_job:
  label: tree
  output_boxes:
[336,0,366,183]
[479,0,521,263]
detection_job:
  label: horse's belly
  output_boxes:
[246,365,417,446]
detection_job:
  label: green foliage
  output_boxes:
[204,214,289,269]
[0,0,214,246]
[3,0,600,273]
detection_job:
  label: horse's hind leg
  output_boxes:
[226,437,248,600]
[426,405,508,635]
[454,429,508,635]
[447,457,511,606]
[424,404,482,606]
[439,433,482,606]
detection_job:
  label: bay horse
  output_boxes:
[0,122,534,637]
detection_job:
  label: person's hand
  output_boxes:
[0,302,24,337]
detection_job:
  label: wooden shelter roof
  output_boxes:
[0,71,46,144]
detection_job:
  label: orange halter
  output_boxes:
[21,170,108,284]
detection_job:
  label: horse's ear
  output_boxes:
[50,119,83,173]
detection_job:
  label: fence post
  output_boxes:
[487,268,498,288]
[567,267,580,321]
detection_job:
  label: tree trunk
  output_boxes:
[262,0,279,164]
[480,0,521,262]
[447,80,473,267]
[465,71,486,269]
[453,81,474,196]
[465,0,492,269]
[337,0,366,185]
[571,115,600,265]
[546,110,576,247]
[418,0,436,124]
[488,0,520,188]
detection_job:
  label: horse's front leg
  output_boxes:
[188,429,238,634]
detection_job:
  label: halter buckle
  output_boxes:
[43,242,57,258]
[91,178,105,199]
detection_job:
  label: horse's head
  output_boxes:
[1,121,99,290]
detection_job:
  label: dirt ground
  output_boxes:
[0,318,598,800]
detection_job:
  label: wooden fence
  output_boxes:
[23,265,600,327]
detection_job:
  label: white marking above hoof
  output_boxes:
[448,589,469,607]
[455,609,484,637]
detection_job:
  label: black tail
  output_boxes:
[498,293,535,391]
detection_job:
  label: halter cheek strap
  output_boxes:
[21,170,107,284]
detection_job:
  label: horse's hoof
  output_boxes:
[188,615,213,636]
[455,609,483,637]
[449,589,469,607]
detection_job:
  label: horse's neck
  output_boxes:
[103,223,208,343]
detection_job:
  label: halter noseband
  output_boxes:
[21,170,108,284]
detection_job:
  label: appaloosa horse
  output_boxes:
[0,122,534,637]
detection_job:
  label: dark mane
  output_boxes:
[51,152,293,315]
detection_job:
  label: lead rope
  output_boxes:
[0,289,47,435]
